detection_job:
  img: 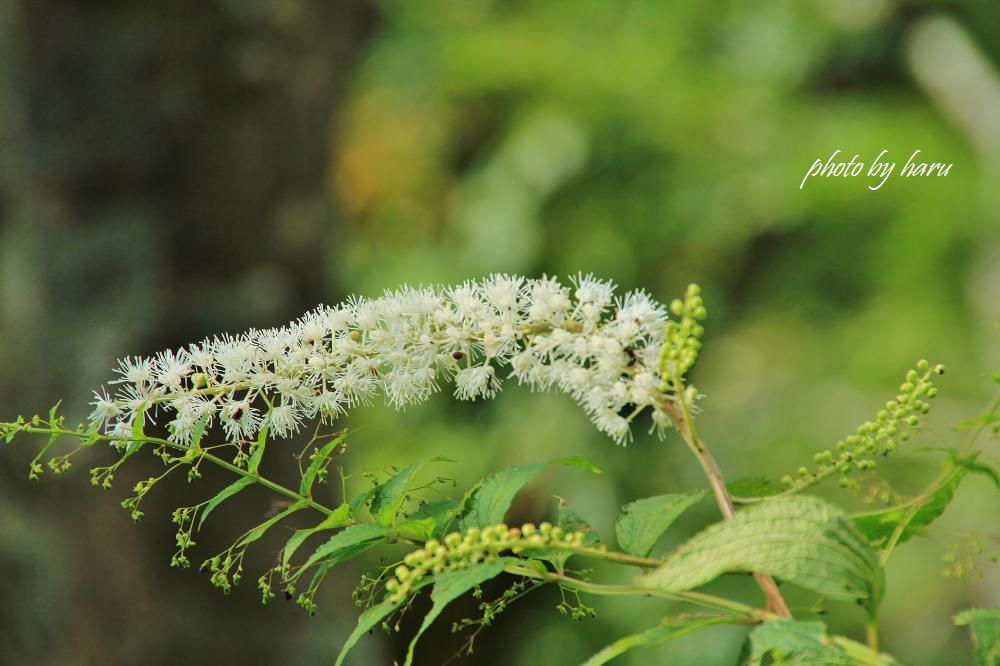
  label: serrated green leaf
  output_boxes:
[582,613,736,666]
[198,477,255,530]
[615,491,706,557]
[299,432,347,497]
[406,499,458,530]
[395,517,437,541]
[638,495,883,613]
[405,558,515,665]
[189,415,210,450]
[550,455,603,474]
[348,486,376,516]
[298,523,387,575]
[235,500,307,550]
[334,578,435,666]
[745,620,852,665]
[460,463,545,530]
[247,410,270,474]
[282,502,352,568]
[370,457,453,527]
[852,463,967,548]
[956,608,1000,666]
[457,459,606,532]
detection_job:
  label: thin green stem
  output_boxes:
[502,564,766,620]
[866,617,880,652]
[659,386,792,619]
[556,544,663,569]
[15,423,336,516]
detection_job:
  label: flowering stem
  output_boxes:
[14,423,337,517]
[660,386,792,619]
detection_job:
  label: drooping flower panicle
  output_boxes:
[90,275,680,445]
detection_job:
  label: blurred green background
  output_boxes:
[1,1,998,664]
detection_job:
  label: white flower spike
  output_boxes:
[92,275,682,445]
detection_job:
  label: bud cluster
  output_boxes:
[782,360,944,492]
[385,522,589,604]
[658,283,707,390]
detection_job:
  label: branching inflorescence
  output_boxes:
[88,274,675,446]
[6,272,996,666]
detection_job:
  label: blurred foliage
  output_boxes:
[1,0,999,664]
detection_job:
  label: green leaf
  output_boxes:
[550,455,603,475]
[235,500,307,550]
[370,457,452,527]
[395,517,438,541]
[189,415,210,450]
[406,499,458,530]
[282,502,352,568]
[348,486,377,516]
[615,491,706,557]
[299,432,347,497]
[334,579,435,666]
[992,372,1000,384]
[460,463,545,530]
[198,477,255,530]
[298,523,387,576]
[638,495,884,613]
[405,557,515,665]
[582,613,736,666]
[745,620,855,665]
[956,608,1000,666]
[852,463,968,548]
[728,476,782,500]
[247,411,270,474]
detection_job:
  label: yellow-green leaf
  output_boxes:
[638,495,884,614]
[615,491,706,557]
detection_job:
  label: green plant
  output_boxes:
[3,275,998,665]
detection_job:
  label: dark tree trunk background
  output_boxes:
[0,2,377,663]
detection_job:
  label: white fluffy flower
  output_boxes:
[91,274,680,445]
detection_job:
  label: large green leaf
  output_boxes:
[282,502,352,568]
[197,477,255,530]
[956,608,1000,666]
[395,498,461,541]
[405,557,516,665]
[615,491,706,557]
[234,499,307,550]
[458,457,601,531]
[581,613,736,666]
[298,523,387,575]
[745,619,895,665]
[459,463,545,530]
[370,456,452,527]
[638,495,884,613]
[334,578,435,666]
[852,463,967,548]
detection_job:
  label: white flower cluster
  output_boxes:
[89,275,676,445]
